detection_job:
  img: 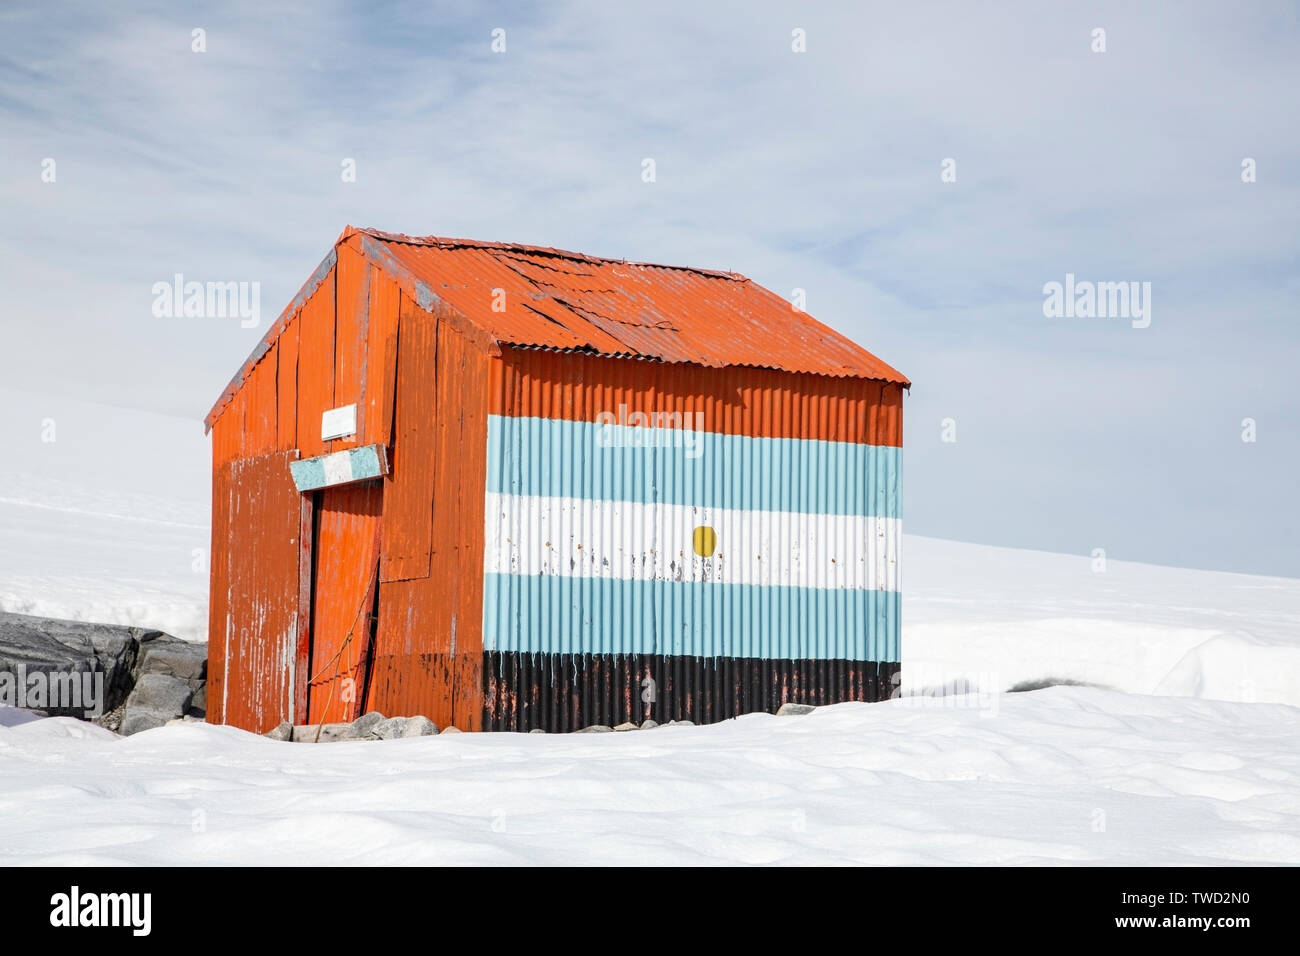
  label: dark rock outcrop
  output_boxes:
[0,611,207,734]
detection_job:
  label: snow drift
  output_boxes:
[2,687,1298,865]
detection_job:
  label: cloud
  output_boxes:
[0,0,1296,574]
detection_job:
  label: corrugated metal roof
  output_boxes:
[206,226,908,430]
[359,227,908,382]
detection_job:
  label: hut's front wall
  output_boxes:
[209,240,408,732]
[481,349,904,731]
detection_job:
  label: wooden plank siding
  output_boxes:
[378,294,436,584]
[208,251,440,732]
[205,463,232,724]
[276,319,299,452]
[366,299,490,730]
[333,243,370,444]
[295,267,336,460]
[218,449,304,732]
[365,264,402,449]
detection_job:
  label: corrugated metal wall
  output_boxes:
[484,655,900,732]
[481,349,904,730]
[490,350,903,445]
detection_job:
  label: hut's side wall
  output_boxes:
[481,349,905,731]
[208,333,309,731]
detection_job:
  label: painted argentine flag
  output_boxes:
[482,415,901,662]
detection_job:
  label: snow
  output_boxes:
[905,536,1300,707]
[0,705,42,728]
[1,388,1298,864]
[2,689,1299,865]
[0,387,209,641]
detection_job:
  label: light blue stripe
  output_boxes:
[486,415,901,518]
[289,444,386,492]
[483,573,900,662]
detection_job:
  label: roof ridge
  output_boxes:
[350,226,748,281]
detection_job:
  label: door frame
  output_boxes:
[286,443,390,725]
[293,492,314,724]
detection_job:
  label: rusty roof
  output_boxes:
[205,226,908,430]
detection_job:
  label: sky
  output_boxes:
[1,1,1297,576]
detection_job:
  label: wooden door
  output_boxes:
[306,480,384,724]
[215,450,307,732]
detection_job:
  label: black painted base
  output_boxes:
[483,652,901,733]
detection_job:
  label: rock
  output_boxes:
[374,717,439,738]
[396,715,438,737]
[136,638,207,684]
[132,636,207,726]
[120,674,193,735]
[640,719,659,730]
[95,702,126,734]
[127,673,193,712]
[0,611,208,730]
[370,715,438,739]
[576,724,612,733]
[666,719,695,726]
[351,711,385,738]
[291,722,357,743]
[613,721,639,731]
[439,725,463,734]
[529,728,547,734]
[776,702,817,716]
[0,611,143,716]
[285,713,433,741]
[372,716,407,740]
[264,720,293,741]
[165,715,202,726]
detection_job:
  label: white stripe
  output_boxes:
[484,492,900,592]
[321,450,354,486]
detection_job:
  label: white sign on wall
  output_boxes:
[321,403,357,441]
